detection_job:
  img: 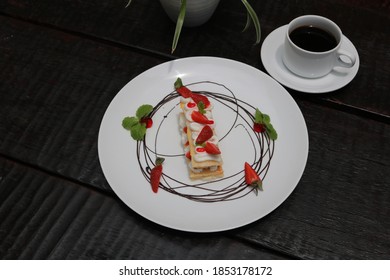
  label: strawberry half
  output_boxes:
[177,86,193,98]
[196,125,213,144]
[244,162,263,192]
[174,77,210,107]
[150,157,165,193]
[191,93,210,107]
[191,111,214,125]
[204,142,221,154]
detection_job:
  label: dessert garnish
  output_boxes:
[253,108,278,140]
[244,162,263,194]
[191,111,214,125]
[122,104,154,140]
[175,78,211,107]
[195,125,213,144]
[204,142,221,154]
[150,157,165,193]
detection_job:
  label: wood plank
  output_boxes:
[0,15,166,192]
[0,156,287,259]
[0,14,389,259]
[230,100,390,259]
[1,0,389,117]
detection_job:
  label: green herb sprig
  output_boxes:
[255,108,278,141]
[122,104,153,140]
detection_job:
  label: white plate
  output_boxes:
[261,25,360,93]
[98,57,308,232]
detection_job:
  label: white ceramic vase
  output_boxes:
[159,0,221,27]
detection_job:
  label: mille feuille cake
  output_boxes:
[177,83,223,180]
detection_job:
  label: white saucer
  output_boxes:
[261,25,360,93]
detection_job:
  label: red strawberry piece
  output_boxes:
[183,126,188,134]
[185,151,191,160]
[140,117,153,128]
[244,162,263,191]
[187,102,196,108]
[191,111,214,125]
[191,93,210,107]
[196,147,206,153]
[253,123,265,133]
[196,125,213,144]
[204,142,221,154]
[177,86,193,98]
[150,157,164,193]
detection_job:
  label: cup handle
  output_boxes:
[335,49,356,68]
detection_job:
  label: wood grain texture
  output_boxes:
[0,156,287,259]
[0,2,389,260]
[0,16,167,192]
[0,0,389,118]
[231,100,390,259]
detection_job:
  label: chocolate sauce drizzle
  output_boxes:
[136,81,275,203]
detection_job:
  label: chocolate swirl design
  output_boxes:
[137,81,275,203]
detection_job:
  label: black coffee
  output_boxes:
[289,25,338,52]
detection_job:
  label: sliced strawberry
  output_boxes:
[204,142,221,154]
[140,117,153,128]
[196,147,206,153]
[191,111,214,125]
[191,93,210,107]
[196,125,213,144]
[244,162,263,191]
[185,151,191,160]
[187,102,196,108]
[177,86,193,98]
[150,157,164,193]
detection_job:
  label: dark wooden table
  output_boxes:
[0,0,389,260]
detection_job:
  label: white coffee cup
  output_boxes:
[282,15,356,78]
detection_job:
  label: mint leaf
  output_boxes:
[174,77,183,89]
[254,108,278,141]
[255,108,263,124]
[263,114,271,124]
[265,123,278,140]
[122,116,139,130]
[136,104,153,119]
[197,101,206,114]
[130,122,147,141]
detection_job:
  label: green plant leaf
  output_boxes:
[241,0,261,44]
[122,116,139,130]
[125,0,132,8]
[130,122,147,141]
[263,114,271,124]
[255,108,263,123]
[242,12,251,33]
[136,104,153,119]
[254,108,278,140]
[172,0,186,53]
[174,77,183,89]
[265,123,278,140]
[197,101,206,114]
